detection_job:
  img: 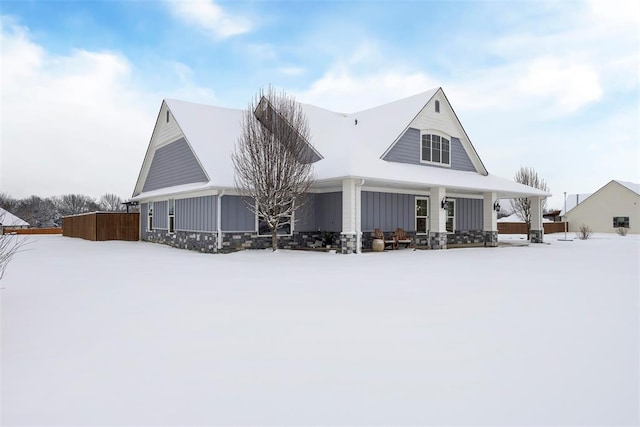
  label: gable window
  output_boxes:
[421,133,451,166]
[147,201,154,231]
[166,110,170,123]
[168,199,175,233]
[435,100,440,113]
[445,199,455,233]
[613,216,629,228]
[416,197,429,234]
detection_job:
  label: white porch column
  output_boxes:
[483,192,499,247]
[429,186,447,249]
[216,191,225,251]
[530,196,544,243]
[341,178,361,254]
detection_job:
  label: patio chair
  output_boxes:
[395,228,412,249]
[374,228,397,250]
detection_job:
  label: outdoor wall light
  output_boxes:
[441,198,448,209]
[493,201,501,212]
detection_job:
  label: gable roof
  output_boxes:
[0,207,29,227]
[616,180,640,196]
[564,180,640,215]
[132,89,551,200]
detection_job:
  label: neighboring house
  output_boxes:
[565,180,640,234]
[0,207,30,233]
[130,87,551,253]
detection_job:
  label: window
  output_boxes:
[416,197,429,234]
[166,110,170,123]
[147,201,153,231]
[168,199,175,233]
[445,199,455,233]
[256,205,294,236]
[421,133,451,166]
[613,216,629,228]
[435,100,440,113]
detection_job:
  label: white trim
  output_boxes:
[420,130,452,167]
[168,198,175,234]
[446,199,456,233]
[147,201,154,231]
[415,196,430,235]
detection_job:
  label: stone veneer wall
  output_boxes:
[340,233,358,254]
[530,229,544,243]
[144,230,333,253]
[145,229,218,253]
[429,232,448,250]
[448,230,500,246]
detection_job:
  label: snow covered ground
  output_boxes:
[2,234,638,426]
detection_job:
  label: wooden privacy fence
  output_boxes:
[63,212,139,241]
[498,222,568,234]
[1,227,63,235]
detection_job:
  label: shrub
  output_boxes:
[576,224,592,240]
[617,227,629,236]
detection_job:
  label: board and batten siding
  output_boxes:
[383,128,476,172]
[175,196,216,232]
[140,203,148,239]
[152,201,168,230]
[453,197,483,231]
[221,195,255,232]
[361,192,416,232]
[142,138,208,192]
[314,192,342,232]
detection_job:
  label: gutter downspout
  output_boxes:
[217,190,225,252]
[356,179,365,254]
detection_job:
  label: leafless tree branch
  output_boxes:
[232,86,315,250]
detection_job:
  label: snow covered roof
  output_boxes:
[616,180,640,196]
[560,180,639,215]
[0,207,29,227]
[135,89,551,200]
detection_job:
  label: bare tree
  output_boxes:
[15,196,58,228]
[510,166,549,235]
[0,192,18,213]
[0,212,25,281]
[232,87,315,251]
[99,193,125,211]
[55,194,99,217]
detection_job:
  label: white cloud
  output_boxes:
[165,0,251,39]
[0,20,216,200]
[517,57,602,112]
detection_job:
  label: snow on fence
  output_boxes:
[62,212,139,241]
[498,222,568,234]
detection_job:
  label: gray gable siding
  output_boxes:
[142,138,208,192]
[153,201,168,230]
[383,128,476,172]
[454,198,483,231]
[221,195,255,232]
[450,138,476,172]
[175,196,216,232]
[362,191,416,232]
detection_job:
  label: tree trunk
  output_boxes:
[271,228,277,251]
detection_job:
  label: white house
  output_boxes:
[130,87,551,253]
[565,180,640,234]
[0,207,29,233]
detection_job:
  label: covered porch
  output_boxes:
[304,176,548,254]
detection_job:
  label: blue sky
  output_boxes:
[1,0,638,209]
